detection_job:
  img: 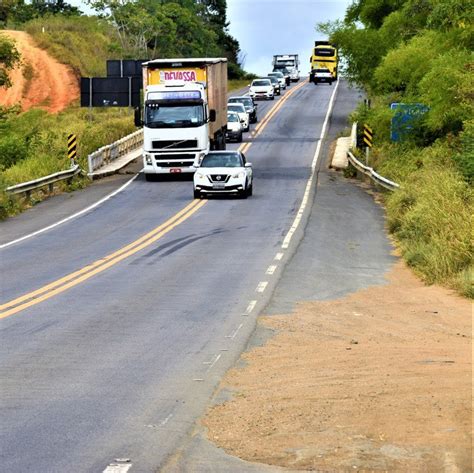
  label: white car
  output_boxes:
[226,111,243,143]
[248,79,274,101]
[193,151,253,199]
[268,71,287,89]
[227,103,249,131]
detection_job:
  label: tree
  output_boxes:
[0,34,20,88]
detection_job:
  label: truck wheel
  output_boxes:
[237,132,243,143]
[145,174,155,182]
[271,96,275,100]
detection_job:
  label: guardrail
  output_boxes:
[347,150,400,191]
[6,164,82,198]
[88,129,143,174]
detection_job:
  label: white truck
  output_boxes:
[135,58,228,179]
[272,54,300,82]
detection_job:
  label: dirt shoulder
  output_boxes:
[0,30,79,112]
[203,261,472,472]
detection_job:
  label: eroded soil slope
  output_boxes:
[0,30,79,112]
[203,262,472,472]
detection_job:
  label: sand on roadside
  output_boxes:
[203,261,472,472]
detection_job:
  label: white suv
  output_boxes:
[249,79,274,101]
[268,72,286,90]
[227,103,249,131]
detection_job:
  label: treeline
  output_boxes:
[1,0,248,79]
[319,0,473,296]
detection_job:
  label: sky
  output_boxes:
[69,0,351,76]
[226,0,351,75]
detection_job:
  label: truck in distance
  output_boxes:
[272,54,300,82]
[136,58,227,180]
[310,41,338,85]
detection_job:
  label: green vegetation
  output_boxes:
[25,15,121,76]
[319,0,473,297]
[0,105,135,218]
[0,32,20,87]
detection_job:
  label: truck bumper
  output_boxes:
[143,151,204,174]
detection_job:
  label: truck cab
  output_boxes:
[310,41,338,84]
[138,58,227,179]
[142,82,212,177]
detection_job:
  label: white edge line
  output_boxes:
[226,323,244,340]
[274,252,284,261]
[266,265,277,275]
[206,353,222,372]
[256,281,268,293]
[243,300,257,316]
[1,173,140,249]
[281,81,340,250]
[103,463,132,473]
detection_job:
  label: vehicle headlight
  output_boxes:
[144,153,153,165]
[232,171,245,179]
[196,173,205,179]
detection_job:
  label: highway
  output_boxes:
[1,80,368,472]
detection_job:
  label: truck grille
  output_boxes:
[155,153,195,167]
[152,140,198,150]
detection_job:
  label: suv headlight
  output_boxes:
[232,171,245,179]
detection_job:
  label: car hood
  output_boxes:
[250,86,272,92]
[196,166,245,175]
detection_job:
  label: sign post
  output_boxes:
[68,134,77,166]
[363,124,373,165]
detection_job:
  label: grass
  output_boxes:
[228,80,250,93]
[0,105,135,218]
[25,16,121,77]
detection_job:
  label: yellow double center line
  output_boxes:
[0,81,307,319]
[0,199,206,318]
[239,80,306,154]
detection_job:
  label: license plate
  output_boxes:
[212,183,225,189]
[170,168,182,173]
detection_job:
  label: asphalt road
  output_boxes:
[0,80,384,472]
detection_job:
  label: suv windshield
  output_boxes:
[229,97,253,108]
[201,153,243,168]
[252,80,271,87]
[145,104,204,128]
[264,77,278,85]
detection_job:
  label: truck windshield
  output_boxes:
[314,48,335,57]
[145,104,204,128]
[276,60,294,67]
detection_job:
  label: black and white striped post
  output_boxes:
[68,133,77,166]
[363,124,373,165]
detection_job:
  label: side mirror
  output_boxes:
[134,107,143,127]
[209,109,216,122]
[245,162,252,168]
[240,119,245,123]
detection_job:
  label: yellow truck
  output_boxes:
[136,58,228,179]
[309,41,338,85]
